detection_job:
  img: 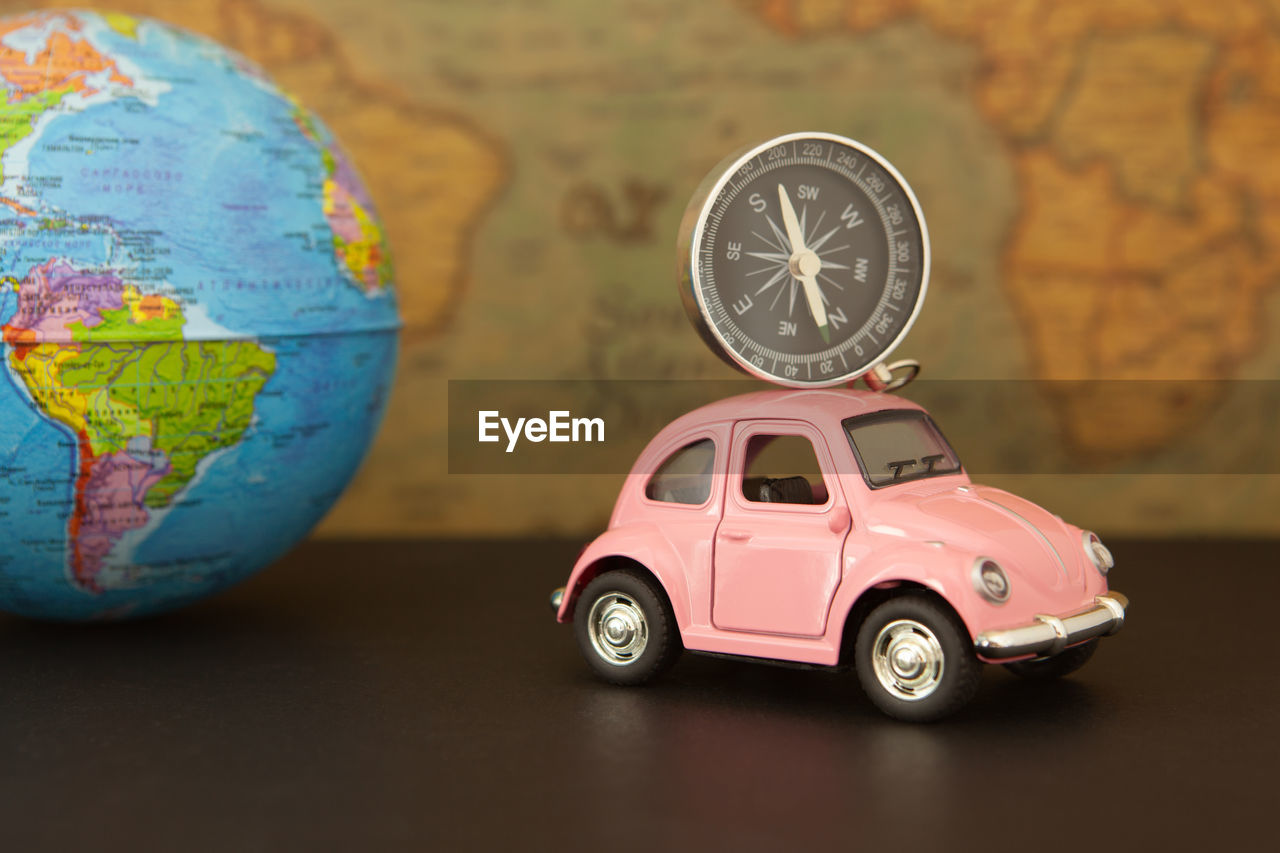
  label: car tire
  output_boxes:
[574,568,681,686]
[854,593,982,722]
[1005,638,1097,679]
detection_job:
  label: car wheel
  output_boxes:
[1006,638,1097,679]
[855,594,982,722]
[574,568,681,686]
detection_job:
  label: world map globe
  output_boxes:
[0,10,398,619]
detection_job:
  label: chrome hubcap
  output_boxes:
[872,619,945,701]
[587,593,648,665]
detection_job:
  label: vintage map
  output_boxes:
[15,0,1276,536]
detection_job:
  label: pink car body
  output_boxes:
[554,388,1127,716]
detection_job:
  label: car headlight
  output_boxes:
[1083,531,1114,576]
[971,557,1010,604]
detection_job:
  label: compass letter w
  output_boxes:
[841,203,864,230]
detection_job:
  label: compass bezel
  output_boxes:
[678,131,931,388]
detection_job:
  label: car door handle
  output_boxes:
[829,507,851,534]
[720,528,752,542]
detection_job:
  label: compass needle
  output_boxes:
[751,229,784,253]
[764,214,792,253]
[769,280,787,311]
[680,133,928,386]
[755,267,790,296]
[818,271,844,291]
[807,225,840,253]
[807,209,826,244]
[799,273,829,342]
[777,184,807,253]
[778,183,829,338]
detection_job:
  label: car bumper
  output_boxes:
[974,591,1128,660]
[550,586,565,614]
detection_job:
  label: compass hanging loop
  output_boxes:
[861,359,920,393]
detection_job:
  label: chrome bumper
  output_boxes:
[975,591,1128,660]
[550,586,565,614]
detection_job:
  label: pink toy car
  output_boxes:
[551,388,1128,721]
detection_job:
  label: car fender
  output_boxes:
[555,523,690,626]
[828,541,984,642]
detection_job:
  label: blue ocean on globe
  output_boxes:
[0,11,399,620]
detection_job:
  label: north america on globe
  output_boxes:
[0,10,399,619]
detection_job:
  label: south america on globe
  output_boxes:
[0,10,399,620]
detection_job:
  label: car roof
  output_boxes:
[656,387,925,438]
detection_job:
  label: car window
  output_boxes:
[645,438,715,505]
[740,433,827,505]
[843,411,961,488]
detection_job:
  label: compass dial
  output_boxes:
[678,132,929,387]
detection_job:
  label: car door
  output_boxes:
[712,419,851,637]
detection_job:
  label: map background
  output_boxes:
[8,0,1277,537]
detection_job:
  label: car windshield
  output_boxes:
[843,410,962,488]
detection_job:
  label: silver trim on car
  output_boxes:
[550,586,565,613]
[974,592,1128,659]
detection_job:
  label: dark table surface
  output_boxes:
[1,538,1276,851]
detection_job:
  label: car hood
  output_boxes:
[870,483,1086,593]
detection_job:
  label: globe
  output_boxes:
[0,11,399,620]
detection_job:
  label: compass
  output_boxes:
[678,132,929,387]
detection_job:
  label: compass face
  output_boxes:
[679,132,929,387]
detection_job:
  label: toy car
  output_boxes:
[550,388,1128,722]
